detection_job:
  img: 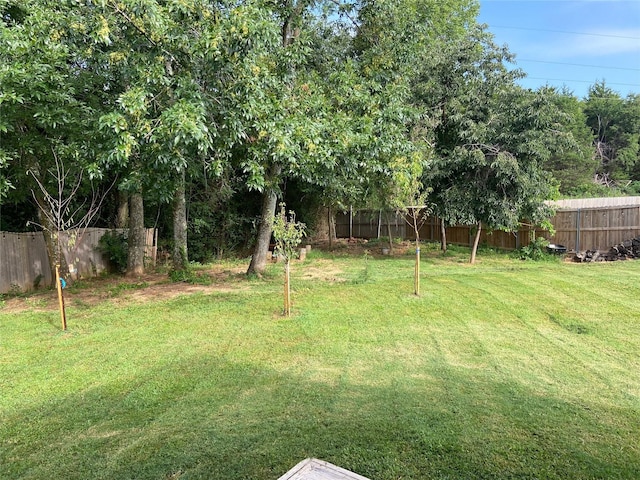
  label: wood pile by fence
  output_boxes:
[0,228,157,294]
[574,236,640,262]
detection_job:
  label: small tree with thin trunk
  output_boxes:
[28,149,114,281]
[28,149,114,329]
[403,203,431,295]
[272,203,306,317]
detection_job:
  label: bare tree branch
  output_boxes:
[28,147,117,270]
[327,0,361,34]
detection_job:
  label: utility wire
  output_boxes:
[518,59,640,72]
[488,25,640,40]
[525,77,640,87]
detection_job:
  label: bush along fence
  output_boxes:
[335,203,640,254]
[0,228,157,294]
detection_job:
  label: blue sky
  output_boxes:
[477,0,640,99]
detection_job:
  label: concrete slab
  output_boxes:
[277,458,371,480]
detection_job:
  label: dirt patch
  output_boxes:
[0,240,415,315]
[313,238,416,257]
[0,265,247,315]
[298,259,346,282]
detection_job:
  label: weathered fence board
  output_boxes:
[0,232,52,294]
[0,228,157,294]
[335,210,406,239]
[548,196,640,209]
[549,205,640,252]
[59,228,112,279]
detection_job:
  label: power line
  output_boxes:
[525,77,640,87]
[488,25,640,40]
[518,59,640,72]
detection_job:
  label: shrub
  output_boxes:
[516,237,550,261]
[97,230,128,273]
[169,265,212,285]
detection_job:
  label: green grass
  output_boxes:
[1,246,639,479]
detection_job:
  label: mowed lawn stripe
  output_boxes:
[1,251,639,479]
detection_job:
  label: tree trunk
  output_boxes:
[247,167,280,276]
[127,191,145,276]
[470,221,482,264]
[172,170,188,270]
[116,190,129,229]
[312,205,330,241]
[328,205,336,248]
[440,218,447,253]
[34,191,68,286]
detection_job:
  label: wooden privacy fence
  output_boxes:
[335,209,408,240]
[0,228,157,294]
[336,204,640,253]
[335,210,537,249]
[0,231,52,294]
[548,204,640,252]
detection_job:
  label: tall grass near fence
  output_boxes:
[1,247,639,479]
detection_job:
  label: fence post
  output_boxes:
[576,208,581,253]
[349,205,353,239]
[430,216,434,241]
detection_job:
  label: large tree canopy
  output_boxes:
[541,88,596,196]
[584,82,640,189]
[3,0,637,271]
[418,25,565,262]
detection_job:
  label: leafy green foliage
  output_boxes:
[542,88,597,195]
[168,266,212,285]
[0,150,12,202]
[97,230,128,273]
[272,203,306,263]
[584,82,640,185]
[515,237,551,261]
[3,0,640,269]
[0,0,104,215]
[420,26,560,258]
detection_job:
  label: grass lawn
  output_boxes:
[1,244,639,479]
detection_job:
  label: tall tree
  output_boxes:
[245,0,314,276]
[296,0,443,243]
[584,82,640,188]
[419,25,561,263]
[0,0,109,279]
[94,0,217,273]
[541,88,596,195]
[94,0,286,272]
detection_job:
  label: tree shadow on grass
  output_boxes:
[1,353,638,480]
